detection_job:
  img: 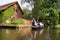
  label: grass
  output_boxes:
[11,19,24,25]
[5,19,24,25]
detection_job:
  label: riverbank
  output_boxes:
[17,25,32,27]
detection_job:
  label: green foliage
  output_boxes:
[32,0,49,19]
[11,19,23,25]
[58,0,60,9]
[59,14,60,23]
[49,8,59,28]
[23,8,32,19]
[23,13,28,19]
[3,6,15,22]
[0,11,3,23]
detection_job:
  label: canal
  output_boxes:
[0,27,60,40]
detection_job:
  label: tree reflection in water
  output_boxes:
[46,26,51,40]
[0,29,2,40]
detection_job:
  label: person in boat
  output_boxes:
[37,22,40,27]
[32,18,37,26]
[36,21,44,27]
[39,21,44,27]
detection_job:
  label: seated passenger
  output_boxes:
[39,22,44,27]
[32,18,37,26]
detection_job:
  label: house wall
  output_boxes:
[14,3,23,18]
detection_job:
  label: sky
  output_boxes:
[0,0,32,10]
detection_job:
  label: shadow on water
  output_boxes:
[0,26,60,40]
[0,26,18,30]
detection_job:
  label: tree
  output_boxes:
[21,0,59,28]
[32,0,59,28]
[58,0,60,23]
[48,8,59,28]
[22,8,32,19]
[32,0,46,21]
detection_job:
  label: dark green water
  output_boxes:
[0,27,60,40]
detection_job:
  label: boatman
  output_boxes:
[32,18,37,26]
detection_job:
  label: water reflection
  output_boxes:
[50,29,60,40]
[0,27,60,40]
[0,27,31,40]
[0,29,2,40]
[32,29,47,40]
[32,27,60,40]
[32,29,44,40]
[46,26,51,40]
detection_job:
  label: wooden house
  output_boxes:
[0,1,23,19]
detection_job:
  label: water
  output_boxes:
[0,27,60,40]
